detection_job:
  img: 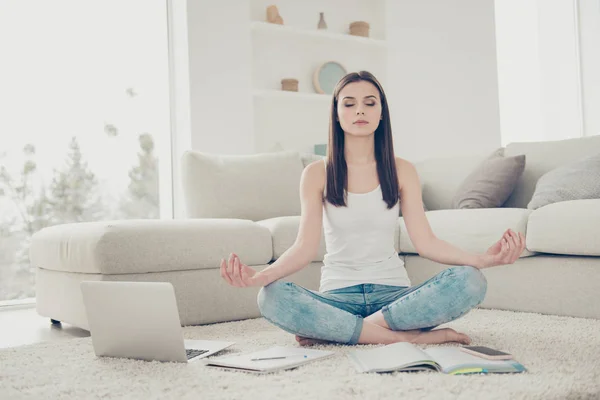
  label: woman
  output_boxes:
[220,71,526,346]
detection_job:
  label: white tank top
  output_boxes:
[319,164,412,293]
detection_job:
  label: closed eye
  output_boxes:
[344,103,376,107]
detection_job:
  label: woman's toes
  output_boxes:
[457,332,471,345]
[445,328,471,345]
[456,332,471,344]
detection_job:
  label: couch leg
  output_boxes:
[50,319,61,325]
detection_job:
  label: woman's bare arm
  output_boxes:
[397,158,483,268]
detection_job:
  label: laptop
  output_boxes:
[81,281,235,363]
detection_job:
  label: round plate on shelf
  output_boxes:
[313,61,347,95]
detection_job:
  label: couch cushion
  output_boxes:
[527,153,600,210]
[398,208,537,257]
[181,150,305,221]
[452,148,526,209]
[503,135,600,208]
[257,217,325,261]
[404,255,600,319]
[30,219,273,274]
[526,199,600,256]
[413,154,488,211]
[257,216,400,261]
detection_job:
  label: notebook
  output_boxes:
[202,346,335,374]
[348,342,527,375]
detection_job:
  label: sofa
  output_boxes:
[31,136,600,330]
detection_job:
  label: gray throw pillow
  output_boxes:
[527,153,600,210]
[452,148,526,209]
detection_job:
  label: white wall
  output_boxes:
[578,0,600,137]
[386,0,501,162]
[495,0,584,146]
[186,0,254,155]
[182,0,593,161]
[183,0,502,161]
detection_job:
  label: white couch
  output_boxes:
[31,136,600,330]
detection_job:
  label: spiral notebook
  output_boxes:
[348,342,527,375]
[202,346,335,374]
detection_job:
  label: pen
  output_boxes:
[250,355,308,361]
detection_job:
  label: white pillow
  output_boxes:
[181,150,305,220]
[301,153,324,168]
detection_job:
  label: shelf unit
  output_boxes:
[249,0,388,154]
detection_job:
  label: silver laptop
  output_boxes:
[81,281,235,363]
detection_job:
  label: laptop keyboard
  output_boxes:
[186,349,210,360]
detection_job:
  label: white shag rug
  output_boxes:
[1,308,599,400]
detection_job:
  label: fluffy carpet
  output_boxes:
[1,308,599,400]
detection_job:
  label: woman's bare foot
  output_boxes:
[443,328,471,345]
[410,327,471,345]
[295,335,334,347]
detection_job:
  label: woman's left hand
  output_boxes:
[479,229,526,269]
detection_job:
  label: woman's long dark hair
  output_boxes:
[325,71,399,209]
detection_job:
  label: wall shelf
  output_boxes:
[250,21,387,48]
[253,89,332,101]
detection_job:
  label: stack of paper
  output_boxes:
[202,346,334,374]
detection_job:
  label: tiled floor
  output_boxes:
[0,305,89,349]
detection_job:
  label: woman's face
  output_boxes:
[336,80,382,136]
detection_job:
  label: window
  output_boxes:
[0,0,172,302]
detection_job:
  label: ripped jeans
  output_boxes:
[257,265,487,345]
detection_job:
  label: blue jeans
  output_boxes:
[257,265,487,345]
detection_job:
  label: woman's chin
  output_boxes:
[345,130,375,137]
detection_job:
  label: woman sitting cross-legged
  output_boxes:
[220,71,526,347]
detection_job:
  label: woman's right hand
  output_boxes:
[220,253,269,288]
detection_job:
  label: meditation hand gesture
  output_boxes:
[479,229,526,269]
[220,253,269,288]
